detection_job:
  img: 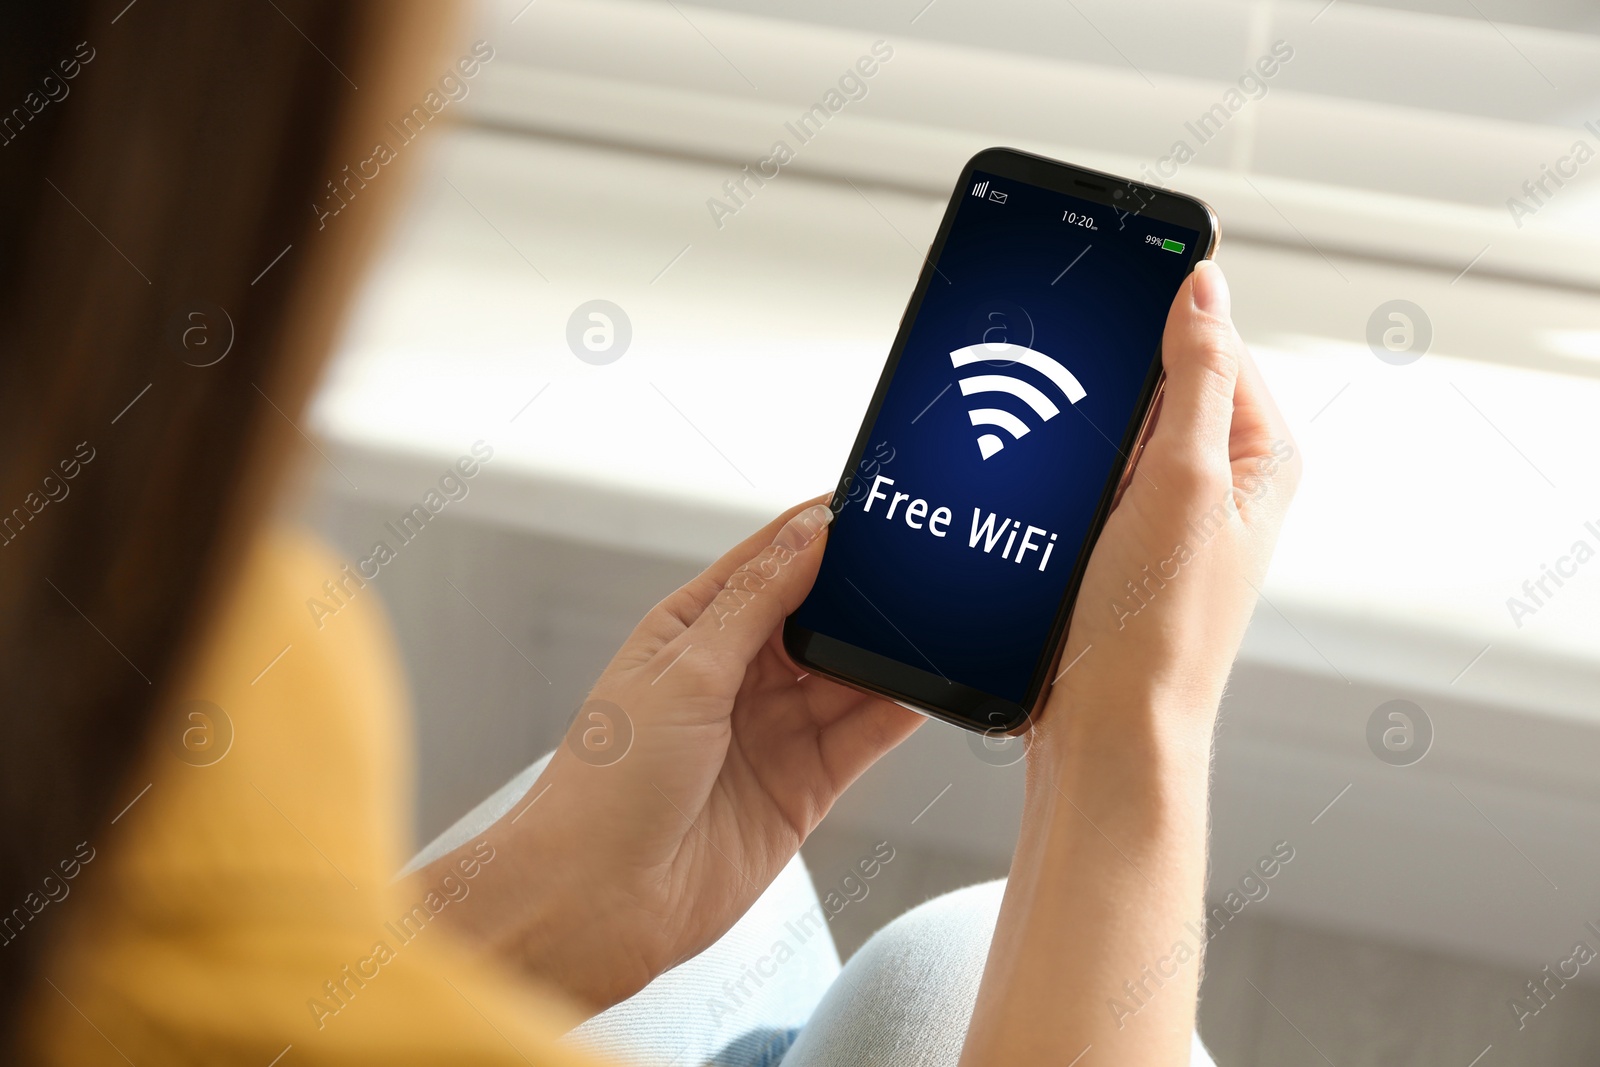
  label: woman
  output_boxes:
[0,2,1297,1063]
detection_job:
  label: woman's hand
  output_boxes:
[1044,258,1300,746]
[427,501,924,1010]
[962,261,1300,1066]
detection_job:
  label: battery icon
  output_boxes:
[1161,238,1185,253]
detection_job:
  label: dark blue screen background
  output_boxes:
[793,170,1200,702]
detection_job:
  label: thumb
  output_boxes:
[675,503,835,668]
[1145,260,1243,481]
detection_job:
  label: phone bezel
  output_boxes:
[783,147,1219,737]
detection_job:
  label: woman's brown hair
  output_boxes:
[0,0,451,1048]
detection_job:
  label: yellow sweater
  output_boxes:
[22,529,598,1065]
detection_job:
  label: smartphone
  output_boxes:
[784,147,1218,736]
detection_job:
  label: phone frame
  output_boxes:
[783,147,1219,736]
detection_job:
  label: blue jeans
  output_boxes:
[406,756,1218,1066]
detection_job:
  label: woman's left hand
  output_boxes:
[425,499,924,1010]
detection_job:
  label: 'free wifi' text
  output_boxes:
[859,475,1060,572]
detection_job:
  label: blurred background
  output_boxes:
[297,1,1600,1062]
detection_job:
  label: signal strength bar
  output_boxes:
[971,180,989,198]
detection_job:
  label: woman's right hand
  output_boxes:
[1041,258,1300,747]
[962,260,1300,1067]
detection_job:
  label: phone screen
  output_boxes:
[790,163,1203,714]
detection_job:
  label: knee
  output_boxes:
[846,879,1007,990]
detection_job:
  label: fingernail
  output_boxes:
[1191,261,1231,319]
[774,504,834,552]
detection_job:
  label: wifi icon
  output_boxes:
[949,343,1087,460]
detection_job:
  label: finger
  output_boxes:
[818,697,925,789]
[1229,343,1296,471]
[1229,345,1302,526]
[1144,260,1242,482]
[649,495,830,633]
[743,645,926,793]
[673,503,835,669]
[756,637,896,727]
